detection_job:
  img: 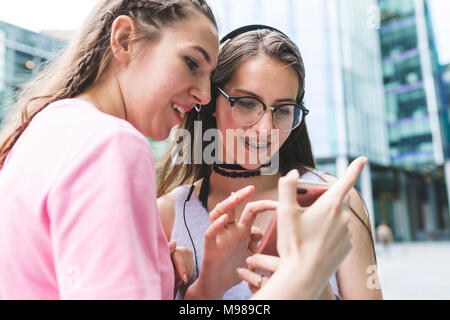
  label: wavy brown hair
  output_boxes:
[0,0,216,167]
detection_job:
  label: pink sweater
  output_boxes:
[0,99,174,299]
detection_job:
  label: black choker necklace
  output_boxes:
[212,163,270,178]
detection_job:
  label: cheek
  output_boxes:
[214,107,244,162]
[216,105,239,138]
[215,103,234,125]
[125,80,171,139]
[269,131,291,155]
[122,64,155,107]
[279,132,291,147]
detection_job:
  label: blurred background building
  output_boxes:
[1,0,449,242]
[0,20,64,122]
[377,0,450,240]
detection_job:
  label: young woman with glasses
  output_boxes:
[157,26,382,300]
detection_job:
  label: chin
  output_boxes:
[138,125,171,141]
[240,163,262,170]
[152,130,171,141]
[247,149,275,167]
[239,151,270,170]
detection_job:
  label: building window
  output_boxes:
[379,0,415,25]
[380,23,418,58]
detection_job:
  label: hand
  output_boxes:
[237,254,279,294]
[238,254,337,300]
[251,157,367,299]
[317,283,336,300]
[168,241,194,291]
[185,186,276,299]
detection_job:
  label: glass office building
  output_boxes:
[379,0,441,167]
[441,64,450,158]
[429,0,450,174]
[430,0,450,239]
[0,21,65,122]
[378,0,450,240]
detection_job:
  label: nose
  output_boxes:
[253,109,274,132]
[189,78,211,105]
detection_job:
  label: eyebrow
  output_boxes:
[233,88,297,104]
[191,45,211,64]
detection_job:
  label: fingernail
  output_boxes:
[168,241,176,249]
[183,273,189,283]
[287,169,299,178]
[246,256,253,264]
[236,268,245,275]
[228,193,238,202]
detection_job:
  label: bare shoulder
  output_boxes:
[320,173,370,227]
[320,176,381,299]
[157,191,177,241]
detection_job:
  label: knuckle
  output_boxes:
[331,199,342,210]
[178,247,190,253]
[342,212,351,225]
[345,233,352,246]
[244,203,254,213]
[347,241,353,252]
[344,194,351,205]
[205,229,214,240]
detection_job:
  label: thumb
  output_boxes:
[326,156,368,203]
[168,240,177,255]
[278,169,300,208]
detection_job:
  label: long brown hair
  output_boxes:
[0,0,217,167]
[157,29,315,196]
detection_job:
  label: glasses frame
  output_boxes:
[215,84,309,132]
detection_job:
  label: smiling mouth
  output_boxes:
[171,103,187,118]
[239,137,271,150]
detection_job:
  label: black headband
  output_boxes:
[219,24,304,102]
[220,24,290,44]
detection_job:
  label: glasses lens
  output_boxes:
[232,97,265,126]
[274,105,303,131]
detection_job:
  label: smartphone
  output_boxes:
[296,179,333,207]
[252,214,278,277]
[255,179,333,258]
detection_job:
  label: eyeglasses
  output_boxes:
[215,85,309,132]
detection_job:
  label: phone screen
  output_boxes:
[254,179,332,259]
[253,215,278,276]
[296,179,332,207]
[255,215,278,256]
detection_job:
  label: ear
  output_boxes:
[110,15,136,64]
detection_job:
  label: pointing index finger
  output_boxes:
[327,157,368,201]
[209,185,255,223]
